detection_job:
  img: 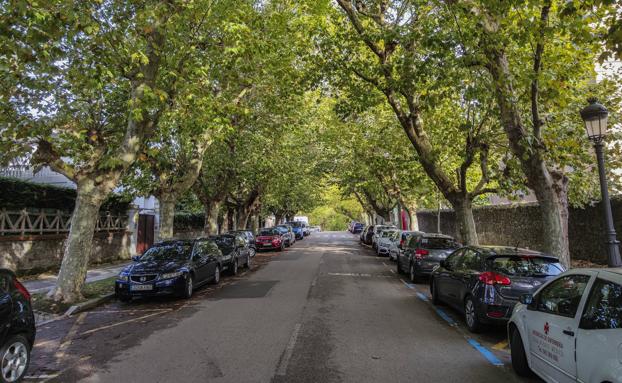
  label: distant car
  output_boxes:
[361,225,374,245]
[376,229,400,256]
[209,233,253,275]
[430,246,564,333]
[371,225,396,249]
[397,233,459,282]
[302,223,311,236]
[351,222,364,234]
[286,221,305,240]
[115,239,223,301]
[508,268,622,382]
[227,230,256,257]
[388,230,423,262]
[256,228,286,251]
[0,269,35,383]
[275,225,295,246]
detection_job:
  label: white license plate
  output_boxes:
[262,243,272,247]
[130,284,153,291]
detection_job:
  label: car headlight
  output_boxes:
[160,271,183,280]
[118,273,129,282]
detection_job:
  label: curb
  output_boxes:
[36,292,116,328]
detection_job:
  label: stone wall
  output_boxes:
[0,231,132,275]
[416,197,622,264]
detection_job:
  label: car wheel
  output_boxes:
[464,296,481,333]
[211,266,221,284]
[231,257,238,276]
[0,335,30,383]
[431,279,441,305]
[246,254,252,269]
[511,328,533,377]
[409,263,418,283]
[396,258,402,274]
[183,274,194,299]
[249,248,256,258]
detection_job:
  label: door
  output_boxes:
[0,273,13,341]
[576,277,622,383]
[526,273,592,383]
[452,249,483,304]
[136,214,155,254]
[191,242,210,283]
[435,249,464,304]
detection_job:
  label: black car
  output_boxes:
[351,222,364,234]
[209,234,252,275]
[0,269,35,383]
[227,230,256,256]
[115,239,222,301]
[397,233,459,282]
[430,246,565,333]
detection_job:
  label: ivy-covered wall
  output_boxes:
[416,197,622,265]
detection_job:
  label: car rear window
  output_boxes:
[420,237,457,249]
[490,256,565,277]
[259,229,278,236]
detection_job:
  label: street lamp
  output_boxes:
[580,98,622,267]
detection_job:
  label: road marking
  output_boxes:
[23,374,59,380]
[55,312,87,361]
[382,262,388,267]
[275,323,302,376]
[434,308,457,326]
[79,311,170,336]
[328,272,372,277]
[89,309,171,314]
[389,269,395,274]
[492,340,509,351]
[467,339,504,366]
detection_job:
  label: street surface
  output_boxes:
[28,232,540,382]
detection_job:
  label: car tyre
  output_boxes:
[246,254,252,269]
[409,263,418,283]
[211,266,221,285]
[230,257,238,276]
[0,335,31,383]
[511,328,533,377]
[464,296,481,333]
[396,258,403,274]
[431,279,441,305]
[183,274,194,299]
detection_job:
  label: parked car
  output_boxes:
[361,225,374,245]
[227,230,256,257]
[309,226,321,232]
[388,230,423,262]
[0,269,35,383]
[397,233,459,282]
[351,222,364,234]
[256,228,286,251]
[115,239,223,301]
[286,221,305,240]
[372,225,397,250]
[430,246,564,333]
[275,225,296,247]
[210,233,253,275]
[376,229,400,256]
[508,268,622,382]
[302,223,311,236]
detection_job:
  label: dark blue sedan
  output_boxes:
[115,239,223,302]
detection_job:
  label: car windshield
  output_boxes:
[381,231,398,238]
[287,222,303,227]
[420,237,457,249]
[212,236,234,248]
[140,244,192,261]
[276,226,289,232]
[490,256,565,277]
[259,229,278,236]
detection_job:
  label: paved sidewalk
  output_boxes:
[23,262,129,294]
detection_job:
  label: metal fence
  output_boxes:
[0,209,127,236]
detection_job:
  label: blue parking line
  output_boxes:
[467,339,504,366]
[435,307,456,326]
[416,292,428,301]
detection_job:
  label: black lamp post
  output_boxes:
[580,98,622,267]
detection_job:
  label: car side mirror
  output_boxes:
[519,294,533,305]
[132,255,141,262]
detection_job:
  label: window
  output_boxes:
[537,275,591,318]
[420,237,458,250]
[459,249,482,271]
[490,256,564,277]
[445,249,464,270]
[580,278,622,330]
[407,236,421,248]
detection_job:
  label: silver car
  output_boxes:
[376,230,400,256]
[371,225,397,250]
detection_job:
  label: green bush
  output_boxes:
[0,177,131,213]
[174,212,205,230]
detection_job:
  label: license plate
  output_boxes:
[130,284,153,291]
[262,243,272,247]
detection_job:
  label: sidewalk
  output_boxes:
[23,262,129,294]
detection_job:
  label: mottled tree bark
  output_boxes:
[451,197,478,245]
[203,200,221,235]
[158,193,176,240]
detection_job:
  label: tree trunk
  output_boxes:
[158,194,176,240]
[532,175,570,266]
[251,213,260,233]
[203,200,221,236]
[226,208,235,231]
[274,213,283,225]
[237,206,251,230]
[452,197,478,246]
[48,182,105,303]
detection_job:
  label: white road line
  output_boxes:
[79,311,170,336]
[54,312,87,361]
[276,323,302,376]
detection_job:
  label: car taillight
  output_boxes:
[415,249,429,259]
[478,272,511,286]
[14,279,31,300]
[399,239,405,247]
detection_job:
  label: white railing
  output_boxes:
[0,209,127,236]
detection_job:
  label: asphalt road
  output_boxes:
[28,232,539,382]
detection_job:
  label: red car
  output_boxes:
[255,228,285,251]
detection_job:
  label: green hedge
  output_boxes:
[173,212,205,230]
[0,177,131,213]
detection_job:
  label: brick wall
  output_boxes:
[416,197,622,264]
[0,231,132,275]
